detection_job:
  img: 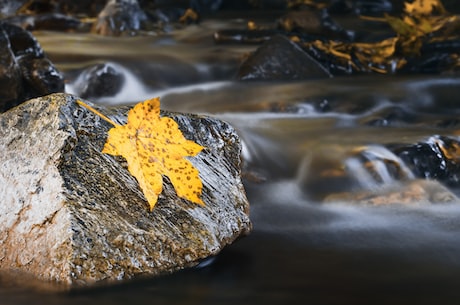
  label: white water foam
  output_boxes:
[345,145,415,189]
[66,62,231,105]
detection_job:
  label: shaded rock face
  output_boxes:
[0,93,251,286]
[237,35,332,81]
[71,63,125,99]
[4,13,84,32]
[0,22,64,112]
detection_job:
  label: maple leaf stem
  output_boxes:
[76,100,119,126]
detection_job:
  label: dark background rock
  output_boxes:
[0,22,64,112]
[0,27,22,105]
[389,136,460,187]
[237,35,332,80]
[0,93,251,286]
[71,63,125,99]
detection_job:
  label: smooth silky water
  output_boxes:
[2,17,460,304]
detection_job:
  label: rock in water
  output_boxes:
[0,93,251,287]
[91,0,147,36]
[0,22,64,112]
[324,179,459,206]
[237,35,332,81]
[71,62,125,99]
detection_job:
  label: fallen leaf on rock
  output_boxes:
[77,97,205,211]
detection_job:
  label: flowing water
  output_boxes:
[2,16,460,304]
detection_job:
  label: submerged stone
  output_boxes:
[0,93,251,287]
[324,179,459,206]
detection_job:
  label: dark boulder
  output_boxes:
[70,63,125,99]
[389,136,460,186]
[0,22,64,112]
[237,35,332,81]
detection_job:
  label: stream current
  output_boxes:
[2,17,460,304]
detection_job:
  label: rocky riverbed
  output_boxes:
[2,0,460,304]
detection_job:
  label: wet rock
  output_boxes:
[92,0,148,36]
[20,56,65,94]
[389,135,460,186]
[0,27,22,105]
[71,62,125,99]
[237,35,332,80]
[0,22,64,112]
[0,93,251,286]
[190,0,224,13]
[401,40,460,74]
[324,179,458,206]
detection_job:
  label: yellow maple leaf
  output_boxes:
[77,97,205,211]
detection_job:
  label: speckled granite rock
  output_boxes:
[0,93,251,287]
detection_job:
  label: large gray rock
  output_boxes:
[0,93,251,287]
